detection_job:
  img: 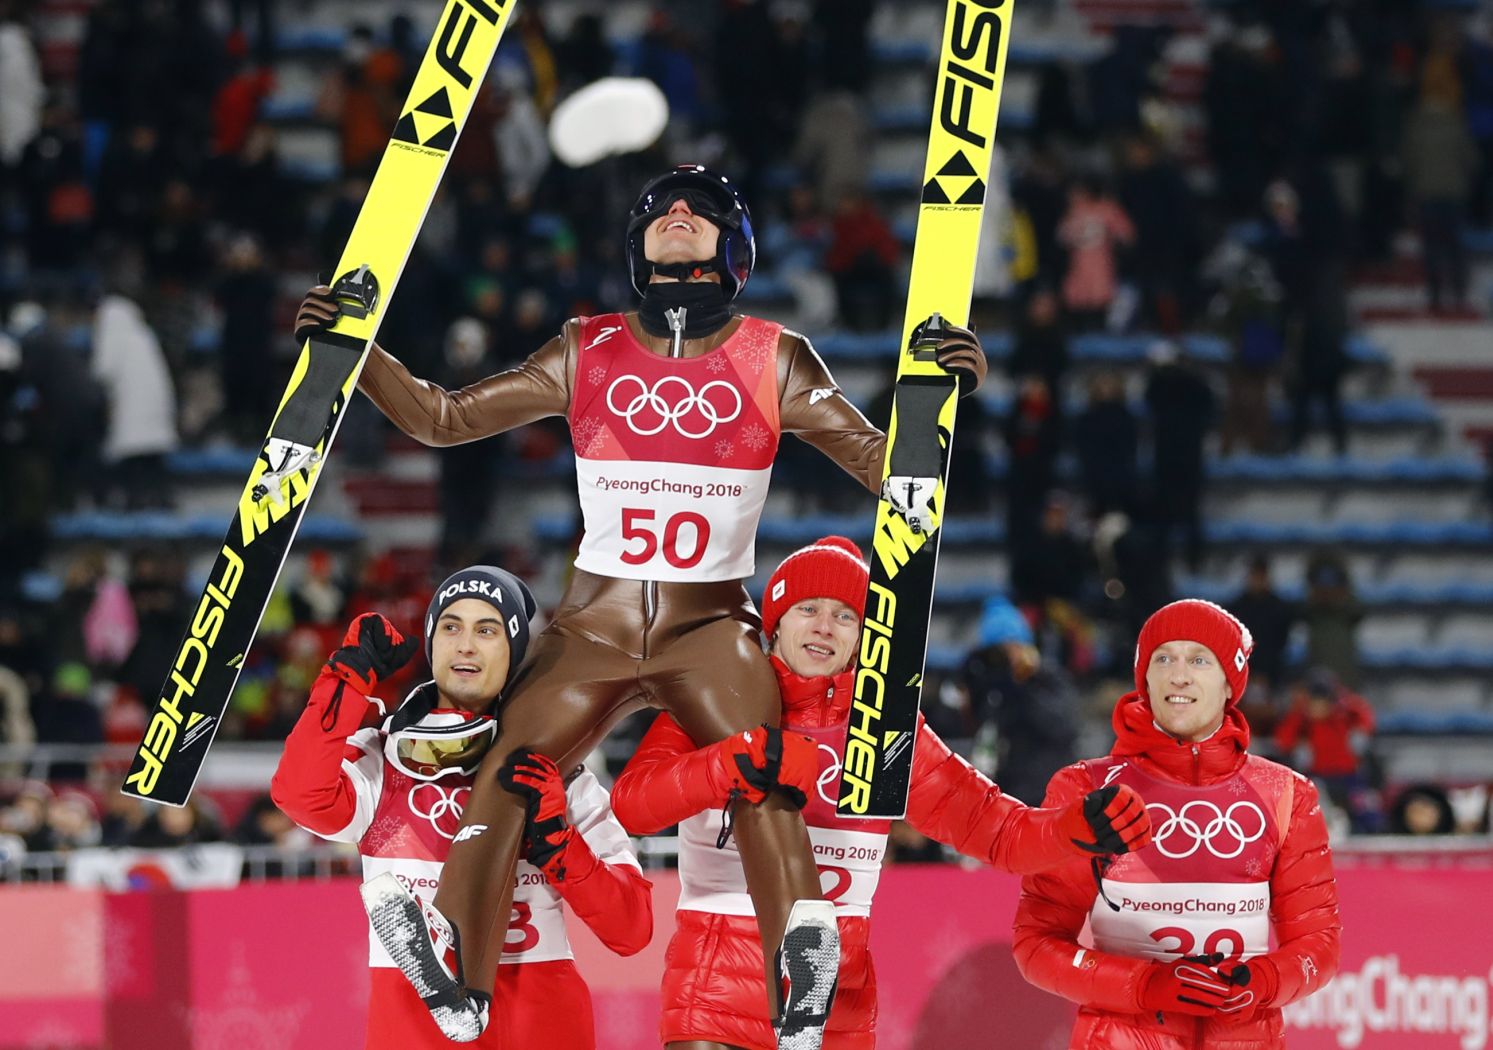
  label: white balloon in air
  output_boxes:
[549,77,670,168]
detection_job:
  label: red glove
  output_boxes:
[325,613,418,695]
[1059,784,1152,855]
[1215,957,1278,1020]
[712,724,818,808]
[1135,955,1234,1018]
[497,748,575,878]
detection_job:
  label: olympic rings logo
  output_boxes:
[815,742,841,806]
[606,374,743,439]
[409,782,470,840]
[1146,800,1266,859]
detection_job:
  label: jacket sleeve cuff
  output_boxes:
[547,831,599,889]
[1249,954,1282,1006]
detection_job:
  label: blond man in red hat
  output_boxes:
[1013,599,1342,1049]
[611,537,1154,1049]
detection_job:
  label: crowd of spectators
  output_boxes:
[2,0,1493,869]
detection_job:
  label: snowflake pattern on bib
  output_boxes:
[571,416,606,457]
[733,323,777,371]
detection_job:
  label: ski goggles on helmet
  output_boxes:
[385,709,497,782]
[631,177,741,229]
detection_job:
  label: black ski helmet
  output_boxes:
[626,164,756,300]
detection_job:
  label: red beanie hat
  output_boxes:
[761,536,869,639]
[1134,599,1254,705]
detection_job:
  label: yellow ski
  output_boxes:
[838,0,1014,818]
[123,0,517,806]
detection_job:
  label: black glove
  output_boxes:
[934,322,986,398]
[294,285,341,345]
[325,613,418,695]
[497,747,576,878]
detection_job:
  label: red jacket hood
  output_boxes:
[771,654,854,729]
[1110,690,1251,784]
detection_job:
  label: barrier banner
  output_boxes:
[65,844,244,891]
[2,855,1490,1048]
[1280,855,1493,1050]
[565,859,1493,1049]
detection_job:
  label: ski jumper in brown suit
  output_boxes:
[358,310,887,1000]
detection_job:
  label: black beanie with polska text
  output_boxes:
[423,565,537,669]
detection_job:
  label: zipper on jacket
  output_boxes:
[1191,743,1202,785]
[665,307,686,357]
[642,580,658,658]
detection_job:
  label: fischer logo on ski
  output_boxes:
[921,151,985,206]
[838,0,1013,819]
[392,89,459,152]
[123,546,246,797]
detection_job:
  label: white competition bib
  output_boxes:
[1091,879,1272,962]
[573,458,772,582]
[676,813,887,918]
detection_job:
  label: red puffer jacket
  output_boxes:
[613,655,1084,1049]
[1012,693,1341,1050]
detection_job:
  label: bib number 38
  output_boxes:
[619,508,711,569]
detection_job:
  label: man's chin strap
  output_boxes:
[648,259,716,284]
[638,279,732,352]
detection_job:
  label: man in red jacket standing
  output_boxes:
[610,537,1154,1049]
[271,566,653,1049]
[1013,599,1342,1049]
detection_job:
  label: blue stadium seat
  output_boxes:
[1336,396,1438,427]
[1344,333,1389,367]
[1174,577,1493,609]
[51,512,362,545]
[260,97,318,122]
[926,645,963,673]
[869,40,934,64]
[1361,645,1493,673]
[279,157,341,184]
[1204,520,1493,547]
[1377,710,1493,735]
[811,328,1258,366]
[1206,454,1482,485]
[275,26,348,53]
[870,39,1105,67]
[166,448,259,476]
